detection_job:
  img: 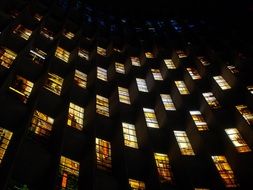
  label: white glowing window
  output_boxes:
[164,59,176,69]
[78,48,89,60]
[131,57,141,67]
[174,131,195,155]
[115,62,125,74]
[151,69,163,81]
[143,108,159,128]
[213,76,231,90]
[122,122,138,148]
[186,68,201,80]
[97,67,107,82]
[118,87,130,104]
[136,78,148,92]
[160,94,176,111]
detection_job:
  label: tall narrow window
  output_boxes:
[202,92,221,109]
[55,47,70,63]
[154,153,173,183]
[58,156,79,190]
[136,78,148,92]
[28,48,47,65]
[67,103,84,131]
[115,62,125,74]
[160,94,176,111]
[235,105,253,125]
[74,70,87,89]
[13,24,32,40]
[145,52,154,58]
[213,76,231,90]
[186,68,201,80]
[96,138,111,170]
[0,128,13,164]
[189,111,208,131]
[118,87,131,104]
[9,75,34,103]
[97,46,106,56]
[175,81,189,95]
[122,122,138,148]
[78,48,89,61]
[143,108,159,128]
[44,73,64,96]
[197,56,210,66]
[97,67,108,81]
[225,128,251,153]
[212,156,238,188]
[164,59,176,69]
[129,179,145,190]
[174,131,195,155]
[151,69,163,81]
[131,57,141,67]
[96,95,109,117]
[0,47,17,69]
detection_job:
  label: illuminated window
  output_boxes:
[143,108,159,128]
[176,50,187,58]
[202,92,221,109]
[189,111,208,131]
[186,68,201,80]
[246,85,253,94]
[175,81,189,95]
[9,75,34,103]
[154,153,173,183]
[44,73,64,96]
[0,47,17,69]
[74,70,87,89]
[174,131,195,155]
[55,47,70,63]
[63,30,75,40]
[40,27,54,40]
[164,59,176,69]
[145,52,154,58]
[118,87,130,104]
[78,48,89,61]
[28,48,47,65]
[197,56,210,66]
[213,76,231,90]
[115,62,125,74]
[97,46,106,56]
[30,110,54,137]
[34,13,43,21]
[13,24,32,40]
[113,48,122,53]
[122,122,138,148]
[151,69,163,81]
[160,94,176,111]
[97,67,107,81]
[129,179,145,190]
[136,78,148,92]
[236,105,253,125]
[59,156,79,190]
[227,65,239,74]
[225,128,251,153]
[96,95,109,117]
[131,57,141,67]
[0,128,13,164]
[194,188,209,190]
[96,138,111,170]
[211,156,238,188]
[67,103,84,131]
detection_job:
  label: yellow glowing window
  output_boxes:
[246,85,253,94]
[225,128,251,153]
[190,111,208,131]
[63,30,75,40]
[154,153,173,183]
[160,94,176,111]
[164,59,176,69]
[122,122,138,148]
[40,27,54,40]
[131,57,141,67]
[129,179,145,190]
[176,50,187,58]
[175,81,189,95]
[29,48,47,65]
[186,68,201,80]
[143,108,159,128]
[9,75,34,103]
[67,102,84,131]
[203,92,221,109]
[236,105,253,125]
[97,67,108,82]
[30,110,54,137]
[211,156,238,188]
[96,95,109,117]
[74,70,87,89]
[227,65,239,74]
[145,52,154,58]
[174,131,195,156]
[59,156,79,190]
[118,87,131,104]
[213,76,231,90]
[0,128,13,164]
[97,46,106,56]
[197,56,210,66]
[151,69,163,81]
[0,47,17,69]
[136,78,148,92]
[13,24,32,40]
[78,48,89,60]
[44,73,64,96]
[96,138,111,170]
[55,47,70,63]
[115,62,125,74]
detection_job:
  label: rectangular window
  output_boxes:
[227,65,239,74]
[164,59,176,69]
[154,153,173,183]
[12,24,32,40]
[44,73,64,96]
[174,131,195,155]
[30,110,54,137]
[97,46,106,56]
[115,62,125,74]
[0,128,13,164]
[63,31,75,40]
[0,47,17,69]
[175,81,189,95]
[28,48,47,65]
[189,111,208,131]
[197,56,210,66]
[160,94,176,111]
[235,105,253,125]
[136,78,148,92]
[97,67,108,82]
[118,87,131,104]
[34,13,43,21]
[143,108,159,128]
[151,69,163,81]
[225,128,251,153]
[96,138,111,170]
[202,92,221,109]
[9,75,34,103]
[96,95,109,117]
[67,102,84,131]
[129,179,145,190]
[78,48,89,61]
[145,52,154,58]
[213,76,231,90]
[211,156,238,188]
[176,50,187,58]
[40,27,54,40]
[55,47,70,63]
[186,68,201,80]
[246,85,253,94]
[74,70,87,89]
[131,57,141,67]
[122,122,138,148]
[59,156,79,190]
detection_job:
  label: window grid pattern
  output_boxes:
[174,131,195,155]
[236,105,253,125]
[78,48,89,60]
[96,138,111,170]
[186,67,201,80]
[143,108,159,128]
[190,111,208,131]
[0,128,13,164]
[44,73,64,96]
[129,179,145,190]
[122,122,138,149]
[97,46,106,56]
[96,95,109,117]
[118,87,131,104]
[115,62,125,74]
[175,81,190,95]
[136,78,148,92]
[213,76,231,90]
[203,92,221,109]
[97,67,108,81]
[164,59,176,69]
[160,94,176,111]
[67,103,84,131]
[13,24,32,40]
[0,47,17,69]
[154,153,173,183]
[55,47,70,63]
[151,69,163,80]
[74,70,87,89]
